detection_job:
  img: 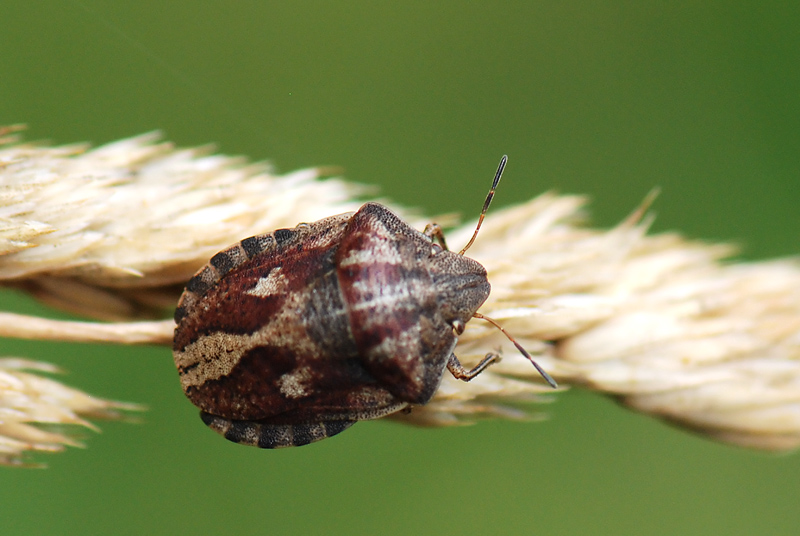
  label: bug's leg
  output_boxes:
[423,223,449,251]
[200,412,355,449]
[446,352,501,381]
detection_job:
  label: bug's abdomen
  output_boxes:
[174,224,405,423]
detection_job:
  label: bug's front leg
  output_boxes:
[446,353,500,381]
[423,223,449,251]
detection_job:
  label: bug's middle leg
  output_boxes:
[446,352,500,381]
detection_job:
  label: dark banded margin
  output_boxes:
[240,234,276,259]
[184,265,215,295]
[273,228,296,246]
[174,212,354,324]
[200,412,355,449]
[174,217,351,325]
[173,233,280,324]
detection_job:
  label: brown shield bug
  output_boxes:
[172,156,557,448]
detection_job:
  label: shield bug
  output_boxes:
[173,156,557,448]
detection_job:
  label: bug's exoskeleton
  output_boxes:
[173,156,556,448]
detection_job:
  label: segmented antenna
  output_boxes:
[458,156,557,388]
[459,155,507,255]
[473,313,558,388]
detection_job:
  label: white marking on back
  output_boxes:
[339,239,403,267]
[245,267,286,298]
[278,367,314,399]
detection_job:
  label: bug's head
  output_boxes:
[428,249,491,328]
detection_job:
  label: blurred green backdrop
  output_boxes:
[2,2,800,535]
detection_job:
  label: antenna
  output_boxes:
[459,156,557,388]
[458,155,507,255]
[473,312,559,389]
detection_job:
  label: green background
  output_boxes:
[2,2,799,535]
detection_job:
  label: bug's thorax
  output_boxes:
[323,202,490,404]
[335,202,490,331]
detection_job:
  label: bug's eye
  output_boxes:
[452,319,465,335]
[431,244,443,256]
